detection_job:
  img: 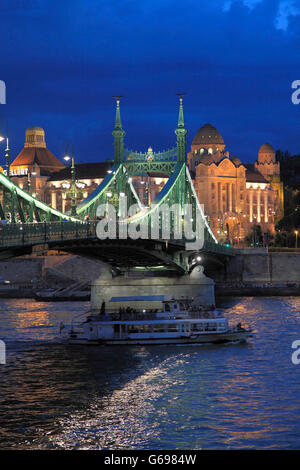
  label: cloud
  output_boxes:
[223,0,300,31]
[275,1,300,31]
[223,0,263,11]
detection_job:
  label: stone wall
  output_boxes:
[0,254,104,286]
[226,249,300,284]
[0,257,44,284]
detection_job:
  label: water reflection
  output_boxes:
[0,297,300,449]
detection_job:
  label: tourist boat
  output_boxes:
[58,297,253,345]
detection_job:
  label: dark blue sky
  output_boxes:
[0,0,300,164]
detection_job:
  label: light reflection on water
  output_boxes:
[0,297,300,449]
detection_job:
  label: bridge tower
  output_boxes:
[112,96,125,164]
[175,93,187,163]
[90,97,216,311]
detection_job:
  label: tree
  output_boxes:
[276,186,300,233]
[244,224,263,246]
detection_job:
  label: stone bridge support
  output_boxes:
[91,263,215,312]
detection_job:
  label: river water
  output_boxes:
[0,296,300,450]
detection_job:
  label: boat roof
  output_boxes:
[162,296,193,302]
[89,318,226,325]
[109,295,193,303]
[110,295,165,302]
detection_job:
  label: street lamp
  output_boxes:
[27,169,37,194]
[295,230,298,249]
[0,123,11,178]
[63,146,78,217]
[253,215,257,247]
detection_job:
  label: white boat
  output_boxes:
[58,297,253,346]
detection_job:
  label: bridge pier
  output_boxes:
[90,264,215,312]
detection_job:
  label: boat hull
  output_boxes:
[63,330,252,346]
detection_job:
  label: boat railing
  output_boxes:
[96,310,223,322]
[109,312,158,321]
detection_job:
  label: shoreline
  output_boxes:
[215,284,300,297]
[0,284,300,300]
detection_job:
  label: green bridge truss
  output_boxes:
[0,169,78,223]
[76,96,218,247]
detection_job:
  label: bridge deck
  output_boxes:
[0,222,236,257]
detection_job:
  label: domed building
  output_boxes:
[8,127,65,201]
[11,127,65,176]
[189,124,283,245]
[257,143,276,163]
[188,124,228,172]
[9,126,114,212]
[255,142,279,177]
[191,123,225,152]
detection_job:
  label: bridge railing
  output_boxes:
[0,221,236,256]
[0,221,96,247]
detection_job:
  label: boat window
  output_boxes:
[191,323,203,331]
[167,324,179,332]
[142,324,153,333]
[204,322,217,331]
[153,324,166,332]
[164,303,170,312]
[128,325,140,333]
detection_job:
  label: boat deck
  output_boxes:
[88,310,222,322]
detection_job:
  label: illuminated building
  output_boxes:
[9,127,113,212]
[188,124,284,244]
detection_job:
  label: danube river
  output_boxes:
[0,297,300,450]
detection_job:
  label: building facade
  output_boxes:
[188,124,284,244]
[9,127,114,214]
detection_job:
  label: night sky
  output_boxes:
[0,0,300,164]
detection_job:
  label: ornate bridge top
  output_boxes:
[124,147,177,163]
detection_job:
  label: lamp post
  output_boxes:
[27,169,37,194]
[295,230,298,249]
[64,147,77,217]
[253,215,257,247]
[0,123,11,178]
[0,128,6,222]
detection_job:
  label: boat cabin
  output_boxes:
[82,316,229,341]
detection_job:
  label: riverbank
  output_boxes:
[0,282,300,300]
[215,282,300,297]
[0,286,90,300]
